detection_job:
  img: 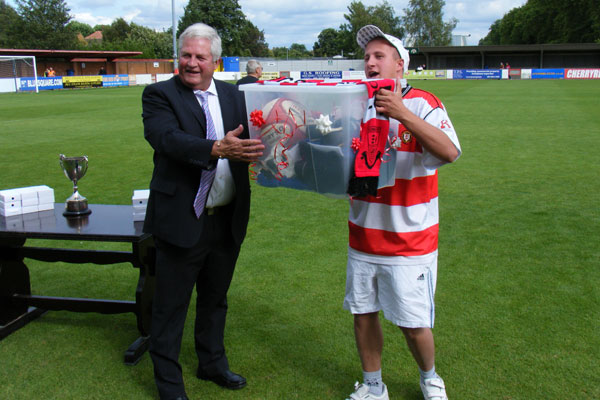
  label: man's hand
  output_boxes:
[213,124,264,162]
[375,90,459,163]
[374,88,408,121]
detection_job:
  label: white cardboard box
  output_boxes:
[0,189,21,203]
[0,205,22,217]
[21,205,39,214]
[0,200,21,212]
[38,202,55,212]
[0,185,54,215]
[21,192,39,207]
[38,187,55,204]
[132,189,150,206]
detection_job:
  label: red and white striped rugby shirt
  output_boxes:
[348,84,461,262]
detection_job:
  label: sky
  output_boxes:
[7,0,528,48]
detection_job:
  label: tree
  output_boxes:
[480,0,600,45]
[67,20,94,38]
[0,0,21,47]
[103,18,131,43]
[122,23,172,59]
[288,43,312,59]
[313,28,343,57]
[239,20,269,57]
[177,0,246,56]
[402,0,457,46]
[271,46,288,59]
[336,1,404,57]
[12,0,76,49]
[270,44,312,60]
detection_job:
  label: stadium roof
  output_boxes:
[416,43,600,54]
[0,49,142,62]
[408,43,600,69]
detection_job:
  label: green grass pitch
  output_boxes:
[0,79,598,399]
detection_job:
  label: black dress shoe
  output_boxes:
[197,369,247,390]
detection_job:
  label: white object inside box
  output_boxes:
[240,81,368,199]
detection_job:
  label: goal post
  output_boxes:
[0,55,39,93]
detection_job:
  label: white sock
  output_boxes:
[363,369,384,396]
[419,366,437,383]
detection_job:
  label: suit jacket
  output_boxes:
[236,75,259,85]
[141,76,250,248]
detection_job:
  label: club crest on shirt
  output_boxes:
[402,130,413,143]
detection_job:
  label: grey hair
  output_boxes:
[178,23,222,61]
[246,59,262,74]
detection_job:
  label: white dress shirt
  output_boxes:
[194,80,235,207]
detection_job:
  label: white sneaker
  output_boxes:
[346,381,389,400]
[420,377,448,400]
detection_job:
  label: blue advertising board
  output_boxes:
[531,69,564,79]
[300,71,343,79]
[453,69,501,79]
[19,77,63,91]
[222,56,240,72]
[101,74,129,87]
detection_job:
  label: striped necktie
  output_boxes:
[193,91,218,217]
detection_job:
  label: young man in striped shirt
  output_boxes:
[345,25,461,400]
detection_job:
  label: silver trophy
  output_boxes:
[59,154,92,216]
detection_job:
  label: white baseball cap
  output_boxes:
[357,25,410,73]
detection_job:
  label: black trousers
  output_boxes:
[149,209,241,399]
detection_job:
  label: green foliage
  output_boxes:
[289,43,312,58]
[313,28,344,57]
[0,0,20,47]
[72,20,173,59]
[11,0,76,49]
[270,44,312,60]
[103,18,131,44]
[271,46,288,59]
[0,81,599,399]
[314,1,404,59]
[177,0,246,57]
[66,20,94,38]
[402,0,457,46]
[239,20,269,57]
[480,0,600,45]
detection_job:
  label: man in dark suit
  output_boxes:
[236,59,262,85]
[141,23,264,400]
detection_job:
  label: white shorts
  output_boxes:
[343,254,438,328]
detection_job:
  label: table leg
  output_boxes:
[126,235,155,364]
[0,237,46,339]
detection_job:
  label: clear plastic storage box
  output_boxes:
[240,81,368,198]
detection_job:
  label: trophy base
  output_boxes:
[63,199,92,217]
[63,209,92,217]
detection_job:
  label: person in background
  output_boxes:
[141,22,264,400]
[98,66,107,75]
[47,67,56,77]
[236,59,262,85]
[344,25,461,400]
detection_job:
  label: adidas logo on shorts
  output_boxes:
[417,274,425,281]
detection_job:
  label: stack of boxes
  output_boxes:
[0,185,55,217]
[132,189,149,222]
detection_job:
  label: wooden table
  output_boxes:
[0,204,155,365]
